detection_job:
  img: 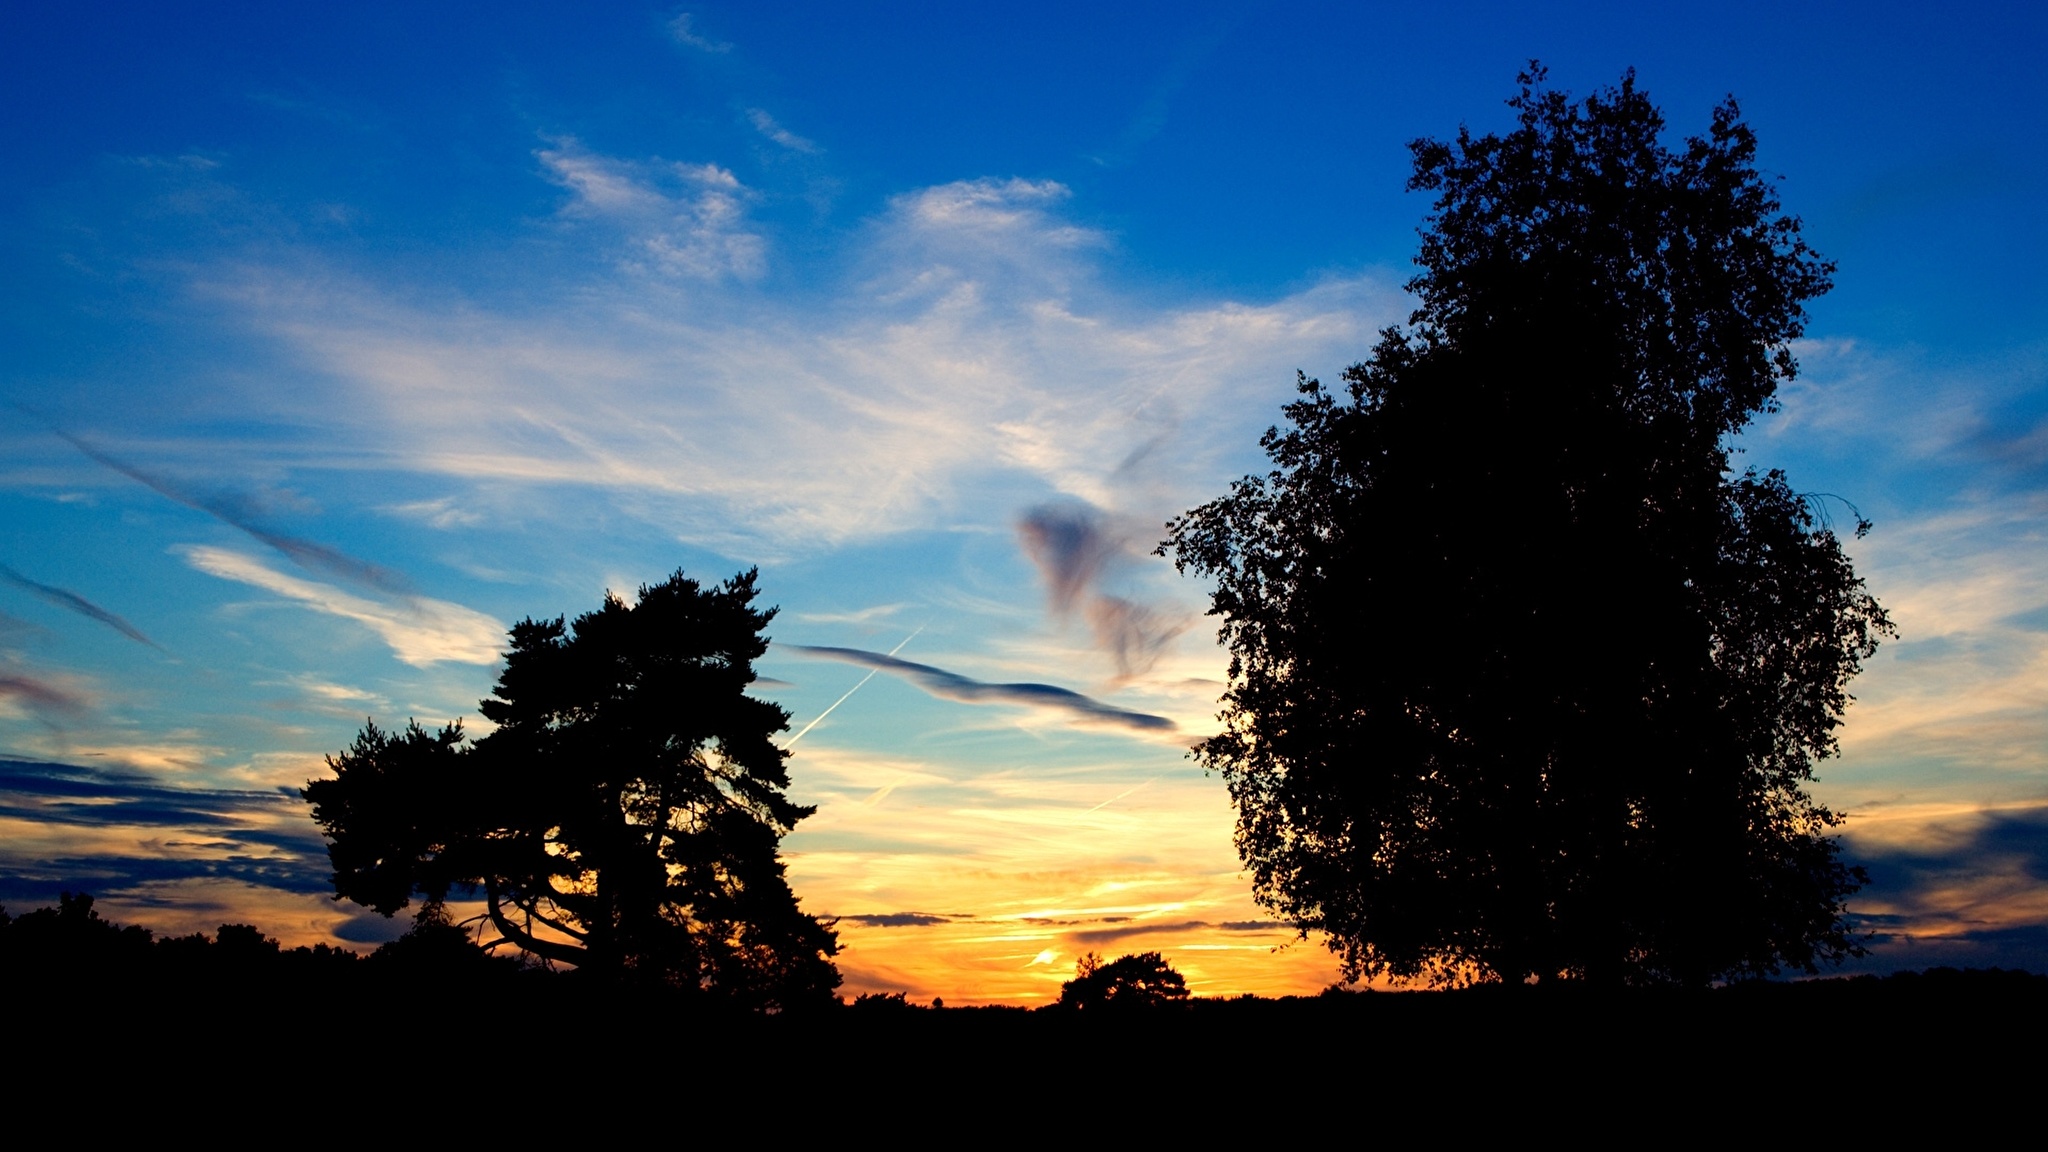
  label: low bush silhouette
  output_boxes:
[0,891,509,990]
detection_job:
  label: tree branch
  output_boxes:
[486,886,586,966]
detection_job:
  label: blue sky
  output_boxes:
[3,2,2045,998]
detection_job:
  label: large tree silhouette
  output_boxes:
[1164,68,1891,987]
[1057,951,1191,1010]
[304,569,839,1008]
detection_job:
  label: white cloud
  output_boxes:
[381,496,483,528]
[1732,341,2048,813]
[536,147,667,215]
[222,172,1399,558]
[747,108,817,154]
[180,545,503,667]
[895,177,1095,246]
[1824,495,2048,794]
[666,13,731,53]
[536,142,765,280]
[794,603,907,625]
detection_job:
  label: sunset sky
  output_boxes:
[3,2,2045,1001]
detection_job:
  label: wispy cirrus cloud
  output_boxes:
[747,108,817,154]
[785,644,1173,734]
[537,141,765,280]
[219,172,1394,555]
[379,496,483,529]
[179,545,502,667]
[666,12,731,54]
[794,603,906,626]
[1720,342,2048,802]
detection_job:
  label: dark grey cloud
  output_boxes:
[0,759,329,904]
[1841,920,2048,976]
[1018,501,1187,678]
[331,911,410,945]
[0,852,331,903]
[1018,503,1118,615]
[1068,918,1283,946]
[0,759,293,818]
[0,673,87,716]
[836,912,951,928]
[824,911,1282,939]
[1841,804,2048,974]
[54,428,414,596]
[1071,919,1210,946]
[1853,806,2048,901]
[785,645,1174,734]
[0,563,157,648]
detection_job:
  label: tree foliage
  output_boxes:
[304,568,839,1008]
[1163,68,1891,987]
[1057,951,1191,1009]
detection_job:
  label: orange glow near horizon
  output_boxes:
[776,740,1346,1002]
[24,753,2047,998]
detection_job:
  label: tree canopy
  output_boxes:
[303,568,840,1008]
[1057,951,1190,1009]
[1163,68,1891,987]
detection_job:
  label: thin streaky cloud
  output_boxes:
[50,428,414,596]
[787,644,1175,734]
[793,603,905,625]
[834,912,952,927]
[0,758,296,818]
[0,563,158,648]
[1069,919,1213,946]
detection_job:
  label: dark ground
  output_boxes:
[6,896,2041,1119]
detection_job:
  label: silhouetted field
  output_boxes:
[9,893,2044,1094]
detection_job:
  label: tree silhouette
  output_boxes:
[304,568,840,1008]
[1057,951,1190,1009]
[1163,67,1891,987]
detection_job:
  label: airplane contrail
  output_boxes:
[782,622,925,748]
[1086,777,1157,813]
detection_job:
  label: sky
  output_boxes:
[2,1,2046,1002]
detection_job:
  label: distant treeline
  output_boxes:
[0,892,518,989]
[7,893,2046,1014]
